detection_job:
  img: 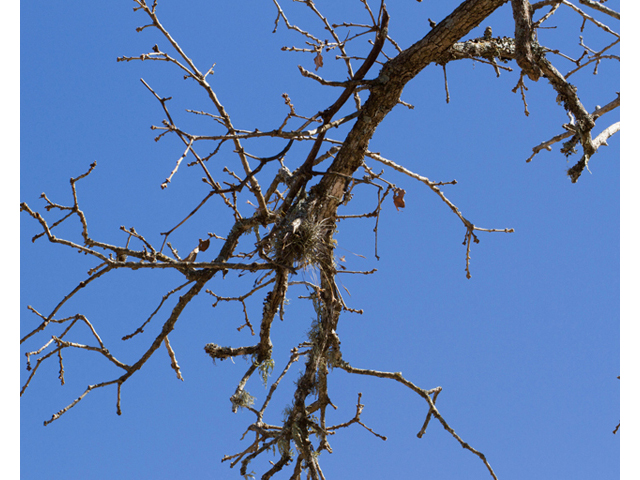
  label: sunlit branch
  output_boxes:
[526,94,619,163]
[577,0,619,19]
[164,335,184,381]
[122,281,192,341]
[20,265,113,344]
[43,380,122,426]
[561,0,619,37]
[338,362,497,480]
[134,1,269,215]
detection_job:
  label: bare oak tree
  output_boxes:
[21,1,619,478]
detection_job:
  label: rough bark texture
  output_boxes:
[512,0,543,80]
[317,0,510,220]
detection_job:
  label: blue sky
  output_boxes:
[18,1,623,479]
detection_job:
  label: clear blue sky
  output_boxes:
[19,2,622,479]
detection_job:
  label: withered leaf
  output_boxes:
[198,238,210,252]
[314,50,324,71]
[393,188,406,211]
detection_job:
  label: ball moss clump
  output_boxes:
[274,214,333,269]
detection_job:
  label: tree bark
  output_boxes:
[316,0,509,218]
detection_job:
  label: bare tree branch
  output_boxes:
[21,0,619,477]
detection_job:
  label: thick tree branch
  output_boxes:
[512,0,542,80]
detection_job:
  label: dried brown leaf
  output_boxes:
[393,188,406,211]
[314,50,324,71]
[199,238,210,252]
